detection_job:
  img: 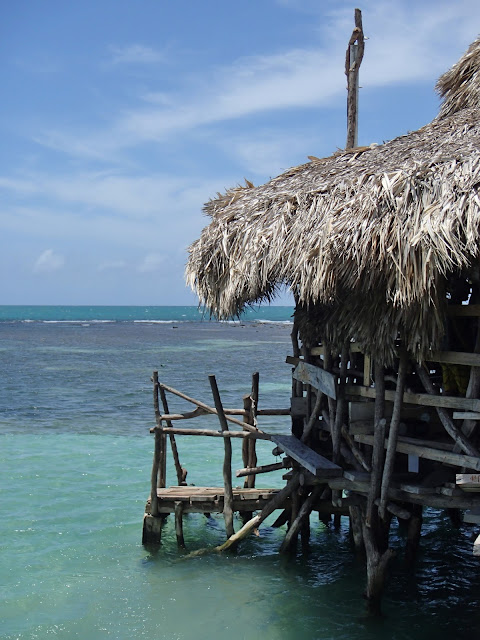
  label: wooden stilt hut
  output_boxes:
[183,37,480,612]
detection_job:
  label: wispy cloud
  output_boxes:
[137,253,164,273]
[108,44,165,65]
[33,0,480,162]
[33,249,65,273]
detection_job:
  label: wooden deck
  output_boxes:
[145,486,281,515]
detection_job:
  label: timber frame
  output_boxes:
[143,303,480,614]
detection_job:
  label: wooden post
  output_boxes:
[174,501,186,549]
[366,361,386,527]
[349,504,364,552]
[159,386,187,485]
[379,348,408,519]
[153,372,167,488]
[209,375,235,539]
[244,372,259,489]
[362,519,396,615]
[345,8,365,149]
[280,486,321,553]
[150,426,162,517]
[405,504,423,566]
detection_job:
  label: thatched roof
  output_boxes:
[186,38,480,362]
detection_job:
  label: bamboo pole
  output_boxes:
[209,375,234,539]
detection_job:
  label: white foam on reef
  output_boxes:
[133,320,184,324]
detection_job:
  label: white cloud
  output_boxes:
[109,44,165,65]
[33,0,480,161]
[137,253,164,273]
[33,249,65,273]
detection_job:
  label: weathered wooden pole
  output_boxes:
[345,8,365,149]
[209,375,235,539]
[379,347,408,519]
[159,385,187,485]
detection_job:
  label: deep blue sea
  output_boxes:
[1,306,480,639]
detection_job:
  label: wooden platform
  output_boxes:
[145,486,281,515]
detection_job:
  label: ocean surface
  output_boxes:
[1,305,480,640]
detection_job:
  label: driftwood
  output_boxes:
[184,474,301,557]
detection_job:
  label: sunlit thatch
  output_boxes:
[186,38,480,362]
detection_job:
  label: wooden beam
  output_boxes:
[293,361,337,399]
[355,433,480,471]
[346,384,480,412]
[429,351,480,367]
[456,474,480,491]
[271,434,342,477]
[453,412,480,420]
[447,304,480,317]
[236,460,289,477]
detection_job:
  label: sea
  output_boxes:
[1,305,479,640]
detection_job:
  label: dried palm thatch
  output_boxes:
[186,38,480,362]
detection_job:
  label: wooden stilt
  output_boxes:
[405,504,423,566]
[362,518,396,615]
[280,486,321,553]
[174,501,186,549]
[366,361,386,525]
[142,513,166,545]
[349,505,364,552]
[379,348,408,519]
[209,375,235,539]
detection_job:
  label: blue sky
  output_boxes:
[2,0,480,305]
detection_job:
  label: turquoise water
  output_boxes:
[1,307,480,639]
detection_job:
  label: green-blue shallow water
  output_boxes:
[1,307,480,639]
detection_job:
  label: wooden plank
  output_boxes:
[447,304,480,317]
[355,433,480,471]
[346,384,480,412]
[310,343,363,356]
[429,351,480,367]
[474,533,480,556]
[363,355,372,386]
[293,361,337,400]
[271,434,342,477]
[456,473,480,491]
[291,396,307,417]
[453,412,480,420]
[464,511,480,524]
